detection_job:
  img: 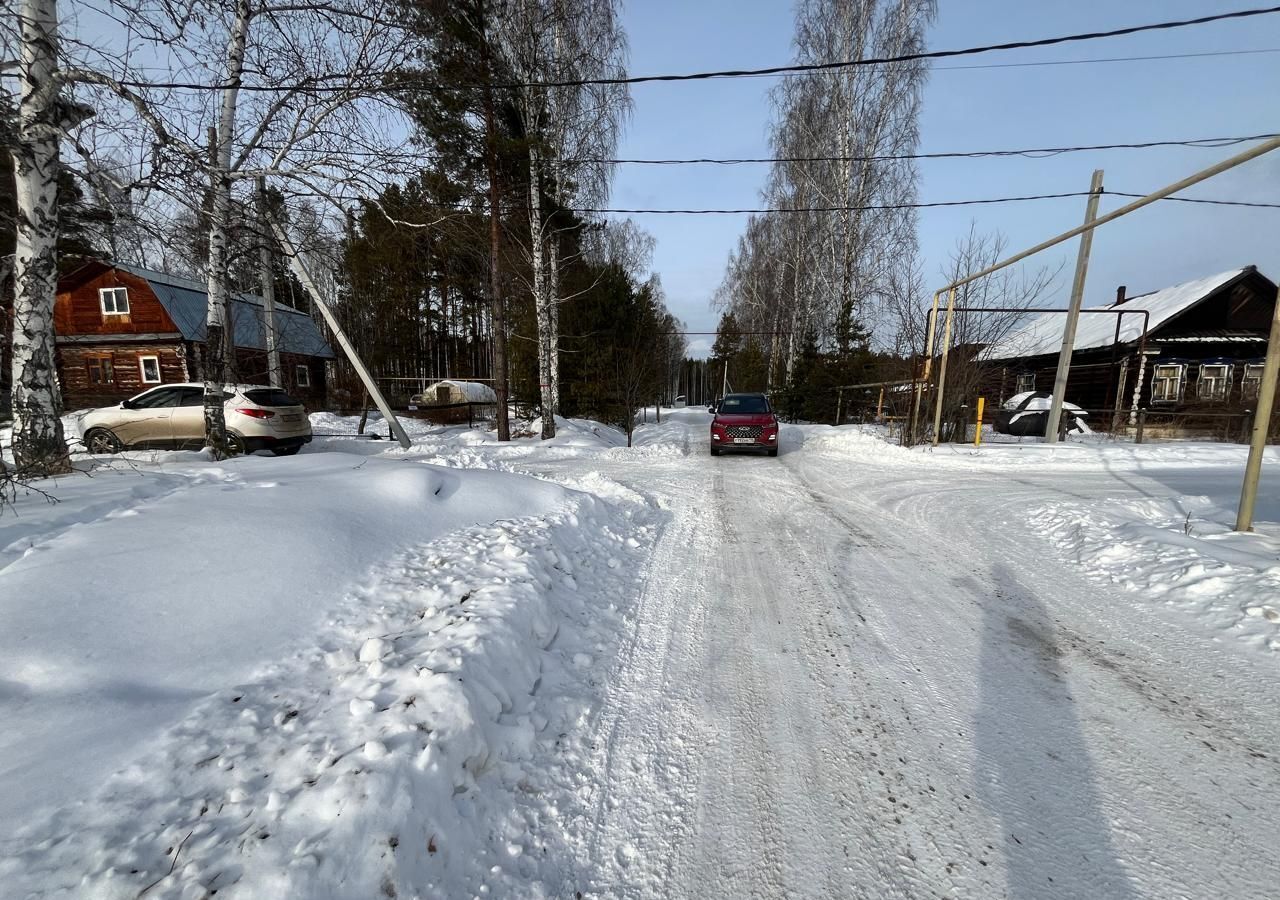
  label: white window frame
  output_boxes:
[99,286,130,315]
[1196,363,1233,402]
[138,355,162,384]
[295,364,311,388]
[1015,373,1035,394]
[1242,363,1265,400]
[1151,363,1186,404]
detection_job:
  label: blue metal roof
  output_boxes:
[114,262,336,359]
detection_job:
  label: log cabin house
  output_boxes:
[55,261,335,410]
[981,266,1278,439]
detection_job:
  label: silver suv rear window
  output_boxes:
[244,388,301,407]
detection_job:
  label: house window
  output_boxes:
[99,287,130,315]
[1151,363,1186,404]
[139,355,162,384]
[295,364,311,388]
[85,355,115,385]
[1196,363,1233,402]
[1015,373,1036,393]
[1243,363,1265,400]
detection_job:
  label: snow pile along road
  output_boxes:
[1030,495,1280,653]
[0,451,658,898]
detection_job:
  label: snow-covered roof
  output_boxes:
[982,268,1251,361]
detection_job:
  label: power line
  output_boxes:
[568,190,1280,215]
[15,7,1280,93]
[1109,191,1280,209]
[744,46,1280,78]
[517,5,1280,88]
[930,46,1280,71]
[268,131,1280,165]
[594,133,1280,166]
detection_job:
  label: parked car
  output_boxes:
[993,391,1089,437]
[80,383,313,456]
[709,392,780,457]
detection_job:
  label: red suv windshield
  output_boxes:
[718,396,770,415]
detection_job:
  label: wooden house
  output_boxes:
[54,261,335,410]
[981,266,1278,438]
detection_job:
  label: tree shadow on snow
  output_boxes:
[974,564,1137,899]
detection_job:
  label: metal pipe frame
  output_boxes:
[918,306,1149,446]
[920,135,1280,446]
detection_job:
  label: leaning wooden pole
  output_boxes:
[269,217,412,449]
[1235,280,1280,531]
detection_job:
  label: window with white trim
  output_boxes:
[1015,373,1035,393]
[295,364,311,388]
[1196,363,1233,402]
[1151,363,1186,404]
[1243,363,1265,400]
[139,355,162,384]
[99,287,130,315]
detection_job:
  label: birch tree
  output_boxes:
[499,0,627,439]
[5,0,95,475]
[713,0,934,395]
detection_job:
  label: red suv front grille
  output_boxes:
[725,425,763,440]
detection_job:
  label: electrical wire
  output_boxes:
[516,5,1280,88]
[741,46,1280,78]
[264,131,1280,166]
[566,189,1280,215]
[1108,192,1280,209]
[16,6,1280,93]
[593,133,1280,166]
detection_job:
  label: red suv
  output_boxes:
[710,393,780,457]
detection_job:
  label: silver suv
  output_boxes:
[80,383,313,456]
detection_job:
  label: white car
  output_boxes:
[80,383,313,456]
[993,391,1089,436]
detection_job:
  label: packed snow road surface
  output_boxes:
[555,409,1280,900]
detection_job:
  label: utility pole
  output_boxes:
[1236,282,1280,531]
[255,176,282,387]
[930,288,956,446]
[269,218,412,449]
[1045,169,1104,442]
[910,290,943,443]
[721,359,728,398]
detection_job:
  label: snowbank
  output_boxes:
[0,454,563,856]
[308,412,634,469]
[1030,495,1280,654]
[2,473,656,898]
[792,420,1280,473]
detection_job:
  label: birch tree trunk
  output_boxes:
[527,143,556,439]
[10,0,71,475]
[483,78,510,442]
[203,0,251,457]
[548,227,561,413]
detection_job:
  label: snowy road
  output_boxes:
[545,409,1280,899]
[6,409,1277,898]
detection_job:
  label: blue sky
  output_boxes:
[613,1,1280,357]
